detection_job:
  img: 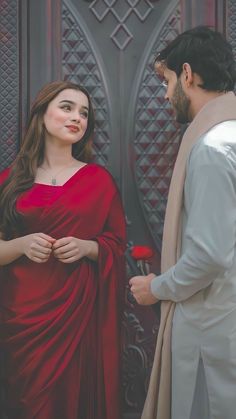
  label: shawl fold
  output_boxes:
[142,92,236,419]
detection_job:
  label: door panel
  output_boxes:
[60,4,181,416]
[0,0,19,168]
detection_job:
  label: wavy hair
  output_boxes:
[155,26,236,92]
[0,80,95,239]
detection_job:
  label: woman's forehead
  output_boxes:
[54,89,89,105]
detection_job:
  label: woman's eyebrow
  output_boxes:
[59,100,74,104]
[59,100,89,110]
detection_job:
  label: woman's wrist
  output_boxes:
[85,240,99,261]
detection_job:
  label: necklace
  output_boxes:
[39,161,76,185]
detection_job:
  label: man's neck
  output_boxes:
[191,90,226,120]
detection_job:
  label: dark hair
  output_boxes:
[155,26,236,92]
[0,80,95,239]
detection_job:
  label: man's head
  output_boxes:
[154,26,236,123]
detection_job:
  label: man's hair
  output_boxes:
[155,26,236,92]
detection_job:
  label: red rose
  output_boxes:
[131,245,154,261]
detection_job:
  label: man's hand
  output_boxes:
[129,273,158,305]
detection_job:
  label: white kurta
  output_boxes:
[151,120,236,419]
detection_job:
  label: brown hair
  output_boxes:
[0,80,95,239]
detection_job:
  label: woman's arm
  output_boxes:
[0,234,25,265]
[0,232,56,266]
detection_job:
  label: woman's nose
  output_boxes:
[70,113,80,122]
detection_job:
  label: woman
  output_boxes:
[0,81,126,419]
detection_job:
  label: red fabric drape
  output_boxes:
[0,164,126,419]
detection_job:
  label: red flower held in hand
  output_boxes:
[131,245,154,261]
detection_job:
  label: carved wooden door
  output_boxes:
[0,1,235,418]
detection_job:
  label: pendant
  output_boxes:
[51,178,57,185]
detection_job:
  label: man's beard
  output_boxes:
[172,78,191,124]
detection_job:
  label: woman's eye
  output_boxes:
[61,105,71,111]
[80,111,88,118]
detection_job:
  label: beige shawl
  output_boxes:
[141,92,236,419]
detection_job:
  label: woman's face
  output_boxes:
[43,89,89,145]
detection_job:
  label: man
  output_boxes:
[130,26,236,419]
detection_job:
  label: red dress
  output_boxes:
[0,164,126,419]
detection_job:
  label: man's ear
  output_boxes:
[182,63,193,87]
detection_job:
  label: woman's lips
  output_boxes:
[66,125,79,133]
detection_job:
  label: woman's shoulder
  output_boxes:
[87,163,115,179]
[87,163,119,190]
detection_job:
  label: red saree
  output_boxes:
[0,163,126,419]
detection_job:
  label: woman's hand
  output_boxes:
[22,233,56,263]
[53,237,98,263]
